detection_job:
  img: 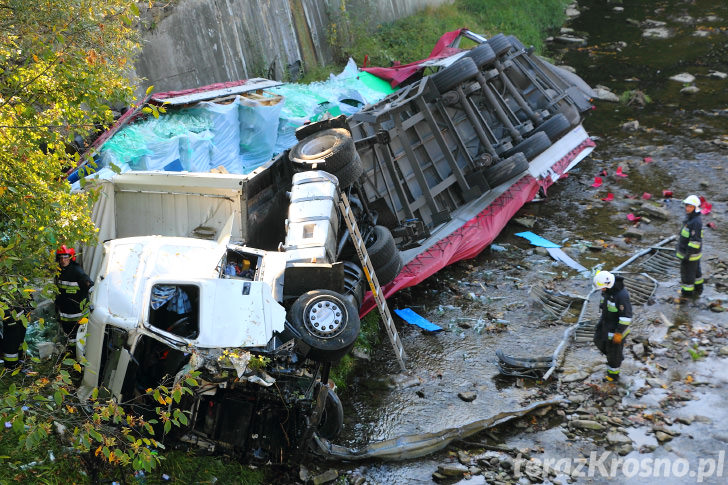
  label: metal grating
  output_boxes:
[530,284,582,319]
[638,247,680,279]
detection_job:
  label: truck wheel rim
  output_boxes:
[306,298,346,338]
[300,135,336,157]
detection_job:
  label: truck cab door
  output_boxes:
[196,279,286,349]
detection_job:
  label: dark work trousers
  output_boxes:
[680,259,703,296]
[593,321,624,369]
[2,315,27,368]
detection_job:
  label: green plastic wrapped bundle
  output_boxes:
[271,58,395,152]
[151,111,214,138]
[100,124,152,169]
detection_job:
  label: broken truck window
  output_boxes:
[149,284,200,339]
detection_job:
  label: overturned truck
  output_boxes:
[77,31,595,462]
[79,170,380,460]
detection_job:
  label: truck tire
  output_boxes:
[504,131,550,160]
[488,33,512,57]
[464,43,496,68]
[365,225,397,270]
[317,388,344,440]
[332,152,364,188]
[508,35,527,51]
[343,261,366,310]
[483,152,529,187]
[532,113,571,141]
[290,128,356,172]
[288,290,360,362]
[373,252,403,286]
[432,57,479,94]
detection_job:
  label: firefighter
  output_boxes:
[676,195,704,299]
[2,309,29,368]
[54,245,93,342]
[592,270,632,382]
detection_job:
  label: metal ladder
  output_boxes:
[338,191,407,371]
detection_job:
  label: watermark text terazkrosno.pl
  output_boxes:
[514,451,725,483]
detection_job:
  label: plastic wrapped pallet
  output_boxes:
[239,97,284,172]
[138,135,182,171]
[179,130,213,172]
[195,97,243,173]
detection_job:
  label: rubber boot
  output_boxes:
[604,367,621,382]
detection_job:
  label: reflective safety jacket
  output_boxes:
[599,276,633,337]
[676,211,703,262]
[55,261,93,323]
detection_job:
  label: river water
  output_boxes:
[332,1,728,483]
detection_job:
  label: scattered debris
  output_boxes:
[513,216,536,228]
[496,350,552,378]
[458,391,477,403]
[515,231,560,248]
[669,72,696,83]
[546,247,588,272]
[530,285,582,319]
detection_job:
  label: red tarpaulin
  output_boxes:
[360,138,596,315]
[361,29,466,87]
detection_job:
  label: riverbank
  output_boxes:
[326,0,728,483]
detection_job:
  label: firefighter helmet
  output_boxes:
[682,194,701,211]
[56,245,75,261]
[593,270,615,289]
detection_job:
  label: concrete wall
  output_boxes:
[135,0,451,93]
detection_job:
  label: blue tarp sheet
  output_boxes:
[514,231,561,248]
[394,308,443,332]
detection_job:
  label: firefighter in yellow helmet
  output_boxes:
[592,270,632,382]
[675,195,704,299]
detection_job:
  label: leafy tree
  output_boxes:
[0,1,190,479]
[0,0,141,316]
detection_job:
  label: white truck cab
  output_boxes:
[77,170,374,461]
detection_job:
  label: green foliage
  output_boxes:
[688,344,704,361]
[358,311,382,352]
[247,355,271,371]
[330,311,381,390]
[0,4,167,478]
[0,354,201,480]
[458,0,572,52]
[0,0,141,313]
[157,450,265,484]
[619,89,652,106]
[330,354,354,391]
[321,0,571,77]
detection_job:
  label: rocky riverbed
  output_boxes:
[287,0,728,483]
